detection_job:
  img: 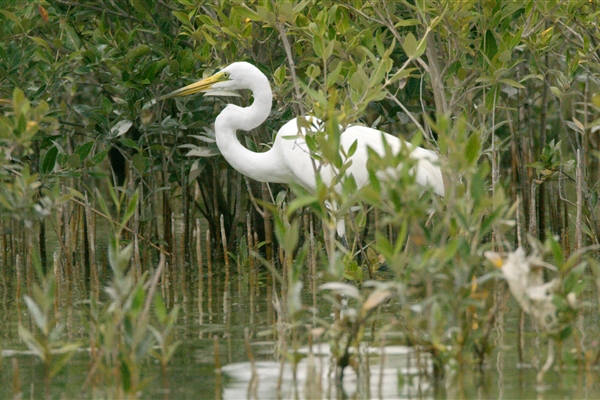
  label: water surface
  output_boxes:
[1,266,598,399]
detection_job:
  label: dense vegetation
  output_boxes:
[1,0,600,398]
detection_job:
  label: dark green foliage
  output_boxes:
[2,0,600,396]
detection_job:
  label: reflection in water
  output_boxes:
[0,255,598,399]
[222,345,432,400]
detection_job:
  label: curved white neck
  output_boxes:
[214,79,288,183]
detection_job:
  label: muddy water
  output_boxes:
[0,266,598,399]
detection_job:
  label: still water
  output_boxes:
[0,265,598,399]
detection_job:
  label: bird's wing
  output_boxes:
[274,120,444,196]
[340,125,445,196]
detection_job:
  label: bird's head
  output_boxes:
[160,62,263,100]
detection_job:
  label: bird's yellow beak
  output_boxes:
[160,71,228,100]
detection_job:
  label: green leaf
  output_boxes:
[131,285,146,314]
[67,154,81,169]
[394,18,419,27]
[563,263,585,293]
[465,133,481,165]
[117,242,134,271]
[282,220,299,253]
[346,139,358,158]
[498,50,511,63]
[484,29,498,61]
[165,341,181,362]
[402,32,418,58]
[256,5,276,25]
[286,195,318,216]
[126,44,151,61]
[234,5,260,21]
[101,96,113,114]
[23,295,47,331]
[87,171,107,180]
[142,59,168,82]
[50,348,78,378]
[132,153,147,174]
[273,65,287,86]
[414,36,427,58]
[95,191,111,227]
[169,59,179,74]
[73,104,94,117]
[41,146,58,174]
[154,294,167,322]
[349,68,368,93]
[0,10,23,30]
[17,325,45,359]
[558,325,572,341]
[121,190,139,227]
[30,36,51,53]
[74,142,94,161]
[202,31,217,45]
[62,22,81,50]
[172,10,191,26]
[148,326,164,348]
[111,120,133,137]
[74,66,92,75]
[389,67,417,84]
[547,235,564,267]
[499,78,525,89]
[313,35,324,58]
[326,61,342,88]
[120,358,132,392]
[130,0,152,19]
[323,39,335,60]
[278,0,293,22]
[119,138,139,151]
[374,232,393,261]
[275,190,287,207]
[90,150,108,166]
[550,86,562,98]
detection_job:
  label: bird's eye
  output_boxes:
[223,72,230,78]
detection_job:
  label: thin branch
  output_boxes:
[58,119,86,129]
[522,2,563,39]
[344,3,385,26]
[275,22,305,116]
[70,196,170,256]
[53,0,140,22]
[385,93,431,142]
[244,176,266,218]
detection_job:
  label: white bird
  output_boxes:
[161,62,444,239]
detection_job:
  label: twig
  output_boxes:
[386,93,431,142]
[275,22,305,116]
[58,119,86,129]
[522,3,562,39]
[243,176,267,218]
[576,149,583,251]
[70,197,170,256]
[536,339,555,385]
[54,0,140,21]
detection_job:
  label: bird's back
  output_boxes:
[274,119,444,196]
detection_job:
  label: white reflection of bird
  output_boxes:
[161,62,444,237]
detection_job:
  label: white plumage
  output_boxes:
[161,61,444,200]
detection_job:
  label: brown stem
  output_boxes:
[275,22,305,116]
[70,197,170,256]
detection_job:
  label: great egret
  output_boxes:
[161,62,444,238]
